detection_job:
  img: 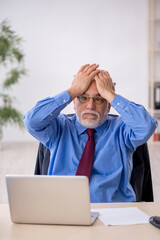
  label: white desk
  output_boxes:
[0,202,160,240]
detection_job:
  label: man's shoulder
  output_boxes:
[107,114,120,121]
[107,114,123,126]
[57,113,76,124]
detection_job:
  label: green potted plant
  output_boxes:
[0,20,27,146]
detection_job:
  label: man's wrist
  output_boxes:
[104,90,117,103]
[67,88,77,100]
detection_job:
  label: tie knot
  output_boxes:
[86,128,95,137]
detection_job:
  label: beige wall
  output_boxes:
[0,0,148,141]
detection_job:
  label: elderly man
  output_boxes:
[24,64,157,203]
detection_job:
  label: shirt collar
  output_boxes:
[75,117,87,136]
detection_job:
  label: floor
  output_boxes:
[0,141,160,203]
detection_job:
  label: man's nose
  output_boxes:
[86,98,96,110]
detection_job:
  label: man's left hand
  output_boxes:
[95,70,116,103]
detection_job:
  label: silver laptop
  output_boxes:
[5,175,99,225]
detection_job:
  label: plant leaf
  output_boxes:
[0,106,24,128]
[3,68,26,88]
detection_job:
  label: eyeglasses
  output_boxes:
[77,95,106,105]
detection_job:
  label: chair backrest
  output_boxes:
[34,114,154,202]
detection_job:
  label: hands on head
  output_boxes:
[67,64,116,103]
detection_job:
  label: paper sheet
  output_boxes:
[92,207,149,226]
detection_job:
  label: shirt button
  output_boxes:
[50,113,53,116]
[114,106,117,109]
[117,102,120,105]
[63,99,66,103]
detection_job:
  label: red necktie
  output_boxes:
[76,129,95,179]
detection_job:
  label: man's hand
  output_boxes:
[95,70,116,103]
[67,64,99,99]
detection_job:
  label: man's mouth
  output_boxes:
[83,113,97,119]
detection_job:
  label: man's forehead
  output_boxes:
[84,80,101,96]
[83,92,101,97]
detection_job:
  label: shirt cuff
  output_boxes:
[53,90,72,107]
[111,94,129,114]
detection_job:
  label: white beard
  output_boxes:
[77,109,108,129]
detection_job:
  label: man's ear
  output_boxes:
[107,103,111,113]
[73,99,75,110]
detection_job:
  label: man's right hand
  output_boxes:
[67,64,99,99]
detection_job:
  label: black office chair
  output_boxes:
[34,114,154,202]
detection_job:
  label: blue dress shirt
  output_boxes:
[23,91,157,203]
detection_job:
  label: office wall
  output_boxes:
[0,0,148,142]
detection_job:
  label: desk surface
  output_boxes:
[0,202,160,240]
